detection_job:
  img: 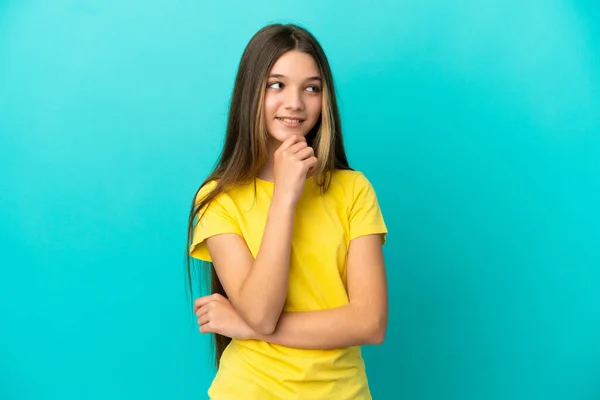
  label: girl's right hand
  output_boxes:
[273,135,318,207]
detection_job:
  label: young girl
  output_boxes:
[186,23,388,399]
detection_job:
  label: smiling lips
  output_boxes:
[276,116,305,128]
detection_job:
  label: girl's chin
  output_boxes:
[268,130,308,143]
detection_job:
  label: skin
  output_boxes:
[259,49,323,182]
[194,50,388,348]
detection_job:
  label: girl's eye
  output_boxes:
[268,82,283,89]
[306,85,321,93]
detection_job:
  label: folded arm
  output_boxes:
[257,234,388,348]
[201,197,295,335]
[196,234,388,349]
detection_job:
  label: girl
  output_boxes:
[186,23,388,399]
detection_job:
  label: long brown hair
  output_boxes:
[185,23,351,368]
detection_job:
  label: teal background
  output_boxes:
[1,0,599,399]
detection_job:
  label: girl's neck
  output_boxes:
[256,139,281,182]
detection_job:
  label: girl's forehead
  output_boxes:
[269,51,320,78]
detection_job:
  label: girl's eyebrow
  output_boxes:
[268,73,322,82]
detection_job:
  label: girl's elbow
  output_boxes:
[234,298,279,335]
[246,312,279,335]
[370,326,386,345]
[366,316,387,345]
[252,321,277,335]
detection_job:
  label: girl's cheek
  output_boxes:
[264,93,282,110]
[307,98,322,118]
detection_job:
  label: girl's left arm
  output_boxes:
[259,233,387,348]
[195,234,388,349]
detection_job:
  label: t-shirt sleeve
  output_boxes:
[189,184,242,262]
[349,172,388,244]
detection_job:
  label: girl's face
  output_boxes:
[263,50,323,143]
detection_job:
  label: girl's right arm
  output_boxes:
[205,199,293,335]
[204,135,317,335]
[196,234,387,348]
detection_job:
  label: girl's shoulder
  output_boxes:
[325,169,384,210]
[329,169,376,192]
[194,178,259,210]
[194,179,219,205]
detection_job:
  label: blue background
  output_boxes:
[1,1,599,399]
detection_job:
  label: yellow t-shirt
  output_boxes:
[189,169,387,400]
